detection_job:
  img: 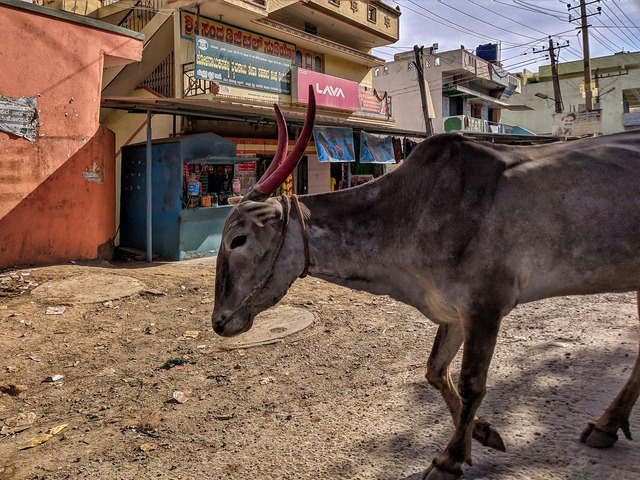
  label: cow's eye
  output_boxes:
[230,235,247,249]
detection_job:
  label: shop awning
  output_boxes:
[126,132,258,164]
[444,85,533,111]
[101,96,431,137]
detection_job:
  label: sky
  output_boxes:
[372,0,640,73]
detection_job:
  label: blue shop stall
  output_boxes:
[120,132,255,260]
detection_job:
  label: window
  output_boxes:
[435,57,441,66]
[304,22,317,35]
[383,66,389,75]
[623,88,640,113]
[374,68,380,76]
[296,49,322,72]
[367,5,377,22]
[329,0,340,5]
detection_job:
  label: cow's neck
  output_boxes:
[298,185,426,307]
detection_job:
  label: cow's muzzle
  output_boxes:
[212,309,254,337]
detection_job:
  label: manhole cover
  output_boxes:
[31,274,146,304]
[219,306,315,349]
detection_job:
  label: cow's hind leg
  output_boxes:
[426,323,505,452]
[581,291,640,448]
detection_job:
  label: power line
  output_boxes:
[494,0,568,21]
[465,0,550,36]
[396,0,525,46]
[437,0,542,41]
[611,0,640,44]
[591,6,633,50]
[602,1,640,49]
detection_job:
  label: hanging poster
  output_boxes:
[195,36,291,94]
[357,86,388,117]
[234,161,257,194]
[313,127,356,163]
[360,132,396,164]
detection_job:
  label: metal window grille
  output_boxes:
[183,63,212,97]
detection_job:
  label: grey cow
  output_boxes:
[212,89,640,479]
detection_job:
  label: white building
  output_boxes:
[501,51,640,135]
[373,46,529,136]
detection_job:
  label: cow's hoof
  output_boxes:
[580,422,618,449]
[422,461,463,480]
[473,418,506,452]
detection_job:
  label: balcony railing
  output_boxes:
[141,52,174,98]
[443,115,534,135]
[118,0,166,32]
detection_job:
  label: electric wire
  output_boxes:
[437,0,542,41]
[602,1,640,49]
[611,0,640,44]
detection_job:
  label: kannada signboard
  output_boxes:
[0,96,38,142]
[181,11,295,62]
[313,127,356,163]
[195,36,292,94]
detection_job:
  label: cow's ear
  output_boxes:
[235,199,283,227]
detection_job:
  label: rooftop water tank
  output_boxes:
[476,43,498,62]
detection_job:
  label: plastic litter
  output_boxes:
[139,442,157,452]
[45,307,65,315]
[163,357,189,369]
[17,434,53,450]
[172,391,189,404]
[47,424,69,435]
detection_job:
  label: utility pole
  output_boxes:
[548,37,564,113]
[579,0,593,110]
[534,37,569,113]
[568,0,601,111]
[593,68,629,106]
[413,45,434,136]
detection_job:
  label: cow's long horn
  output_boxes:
[252,103,289,194]
[253,85,316,195]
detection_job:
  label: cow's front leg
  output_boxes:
[426,323,505,452]
[424,312,502,480]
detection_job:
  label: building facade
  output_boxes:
[0,1,142,269]
[501,51,640,136]
[373,46,528,136]
[8,0,417,262]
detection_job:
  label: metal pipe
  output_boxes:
[146,110,153,262]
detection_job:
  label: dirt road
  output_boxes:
[1,258,638,479]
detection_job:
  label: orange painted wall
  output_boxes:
[0,127,116,268]
[0,3,142,268]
